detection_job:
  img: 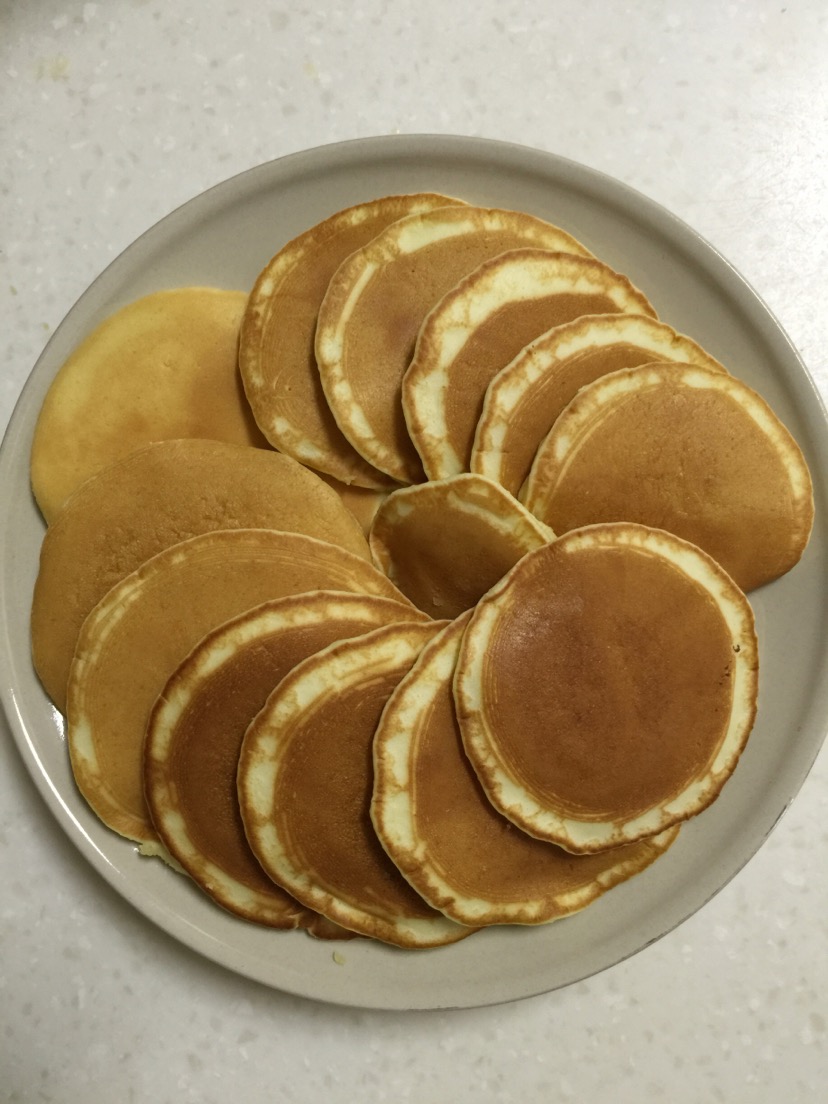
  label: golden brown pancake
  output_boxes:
[372,613,680,925]
[238,621,473,947]
[403,253,657,480]
[316,472,389,536]
[31,438,371,711]
[471,312,727,496]
[239,193,464,488]
[368,473,553,618]
[315,205,593,484]
[30,288,268,522]
[145,591,426,928]
[521,364,814,591]
[66,528,411,852]
[454,523,759,853]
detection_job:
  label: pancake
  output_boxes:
[315,205,593,484]
[368,473,553,619]
[239,193,464,489]
[471,312,727,496]
[145,591,426,928]
[316,472,389,536]
[454,523,759,853]
[372,613,680,926]
[66,528,411,852]
[31,438,371,711]
[521,363,814,591]
[238,621,473,947]
[30,288,267,522]
[403,254,657,480]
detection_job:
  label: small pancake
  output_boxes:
[238,621,472,947]
[316,472,389,536]
[471,313,727,496]
[66,528,411,852]
[521,364,814,591]
[31,438,371,711]
[403,253,657,480]
[240,193,464,489]
[145,591,425,928]
[315,205,593,484]
[30,288,268,522]
[372,613,680,926]
[454,524,759,853]
[369,473,553,619]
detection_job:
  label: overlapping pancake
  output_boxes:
[372,613,680,926]
[239,193,464,489]
[31,438,371,711]
[145,591,426,928]
[238,621,473,947]
[368,473,553,619]
[521,364,814,591]
[315,205,593,484]
[471,313,727,496]
[66,528,410,852]
[403,254,657,480]
[316,472,389,536]
[454,524,759,853]
[30,288,266,522]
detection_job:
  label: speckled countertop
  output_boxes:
[2,2,827,1101]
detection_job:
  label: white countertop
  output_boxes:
[2,1,827,1100]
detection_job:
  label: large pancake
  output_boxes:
[454,524,759,853]
[403,254,657,480]
[238,621,473,947]
[31,438,371,711]
[315,205,593,484]
[368,473,553,619]
[372,613,680,926]
[471,313,727,497]
[30,288,267,522]
[521,364,814,591]
[66,528,410,852]
[239,193,464,489]
[145,591,425,928]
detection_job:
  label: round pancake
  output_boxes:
[454,523,759,853]
[240,193,464,489]
[30,288,268,522]
[521,364,814,591]
[315,205,593,484]
[403,253,657,480]
[372,613,680,926]
[31,438,371,711]
[238,621,472,947]
[368,473,553,619]
[66,528,411,852]
[471,312,727,497]
[145,591,425,927]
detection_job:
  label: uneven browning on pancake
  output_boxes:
[373,613,680,926]
[369,473,553,618]
[521,364,815,591]
[471,313,728,496]
[315,205,593,484]
[239,193,464,488]
[238,621,474,947]
[403,253,657,480]
[455,524,759,852]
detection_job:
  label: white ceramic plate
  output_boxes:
[2,135,827,1010]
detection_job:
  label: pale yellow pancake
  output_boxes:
[31,438,371,711]
[372,613,680,926]
[315,205,593,484]
[521,364,814,591]
[240,193,464,489]
[454,524,759,853]
[403,253,657,480]
[30,288,267,522]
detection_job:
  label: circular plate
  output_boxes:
[2,135,827,1010]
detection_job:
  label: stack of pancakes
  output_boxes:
[27,190,814,949]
